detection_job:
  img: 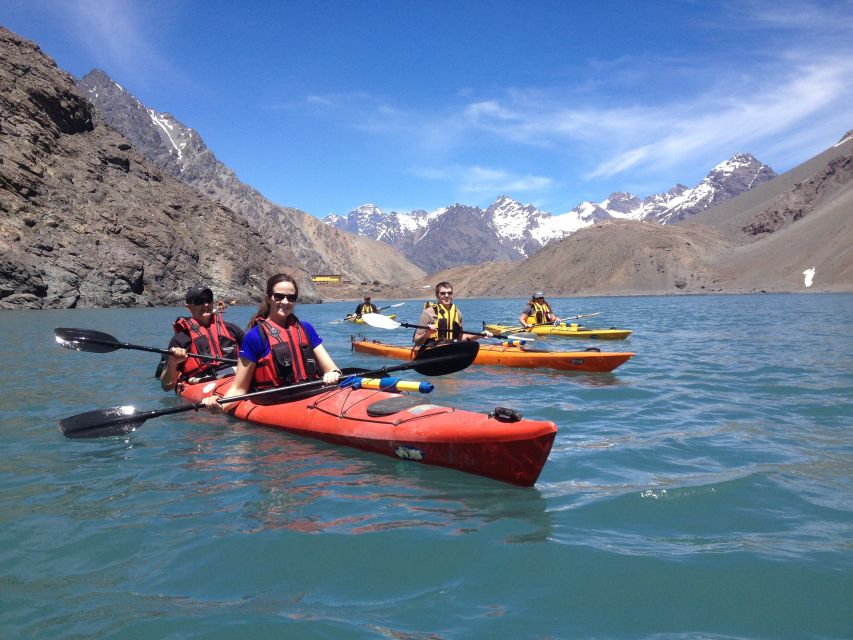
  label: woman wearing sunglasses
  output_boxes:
[203,273,342,413]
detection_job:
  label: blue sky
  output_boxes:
[2,1,852,218]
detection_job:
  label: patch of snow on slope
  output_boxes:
[148,110,184,164]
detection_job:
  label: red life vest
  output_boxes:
[253,317,320,389]
[173,314,240,381]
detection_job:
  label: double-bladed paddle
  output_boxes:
[360,313,534,342]
[343,302,405,322]
[54,328,238,365]
[58,339,479,439]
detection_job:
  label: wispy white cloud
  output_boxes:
[58,0,178,86]
[323,1,853,189]
[412,164,554,199]
[585,58,853,178]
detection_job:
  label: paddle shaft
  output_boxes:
[391,320,500,340]
[221,357,437,404]
[491,313,600,334]
[82,336,236,364]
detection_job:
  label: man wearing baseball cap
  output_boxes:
[519,291,559,327]
[159,286,245,391]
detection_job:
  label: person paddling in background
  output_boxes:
[203,273,342,415]
[352,294,377,318]
[413,281,492,347]
[519,291,560,327]
[160,286,245,391]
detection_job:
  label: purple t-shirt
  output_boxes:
[239,320,323,363]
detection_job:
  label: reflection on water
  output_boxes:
[179,424,554,541]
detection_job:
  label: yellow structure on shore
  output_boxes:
[311,274,345,284]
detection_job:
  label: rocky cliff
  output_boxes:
[0,26,314,309]
[77,69,425,287]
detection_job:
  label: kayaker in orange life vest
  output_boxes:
[412,281,493,347]
[202,273,342,414]
[160,286,245,391]
[519,291,560,327]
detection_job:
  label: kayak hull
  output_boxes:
[179,377,557,486]
[346,313,396,324]
[486,322,632,339]
[351,339,634,372]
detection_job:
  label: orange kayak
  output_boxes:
[351,338,634,372]
[179,376,557,486]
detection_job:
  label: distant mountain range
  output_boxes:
[323,154,777,273]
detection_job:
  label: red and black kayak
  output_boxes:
[179,376,557,486]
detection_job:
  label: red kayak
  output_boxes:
[179,377,557,486]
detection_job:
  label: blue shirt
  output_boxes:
[239,320,323,363]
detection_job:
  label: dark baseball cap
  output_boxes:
[533,291,545,298]
[186,286,213,303]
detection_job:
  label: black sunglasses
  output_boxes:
[272,292,298,302]
[188,296,213,305]
[438,291,453,296]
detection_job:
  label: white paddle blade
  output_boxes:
[360,313,402,329]
[504,334,535,342]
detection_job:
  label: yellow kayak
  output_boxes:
[484,322,632,340]
[346,313,397,324]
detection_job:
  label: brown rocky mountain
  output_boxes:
[423,133,853,298]
[0,25,319,309]
[77,69,424,286]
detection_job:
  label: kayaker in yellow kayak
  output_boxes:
[350,294,377,319]
[413,281,493,347]
[519,291,560,327]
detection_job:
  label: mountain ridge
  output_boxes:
[323,153,777,272]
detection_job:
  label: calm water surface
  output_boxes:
[1,294,851,638]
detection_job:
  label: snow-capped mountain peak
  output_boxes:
[321,153,776,272]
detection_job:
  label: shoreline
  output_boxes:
[319,287,851,304]
[1,288,849,312]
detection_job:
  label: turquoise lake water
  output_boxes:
[1,293,851,638]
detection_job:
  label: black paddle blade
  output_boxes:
[411,340,479,376]
[59,405,146,439]
[54,328,120,354]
